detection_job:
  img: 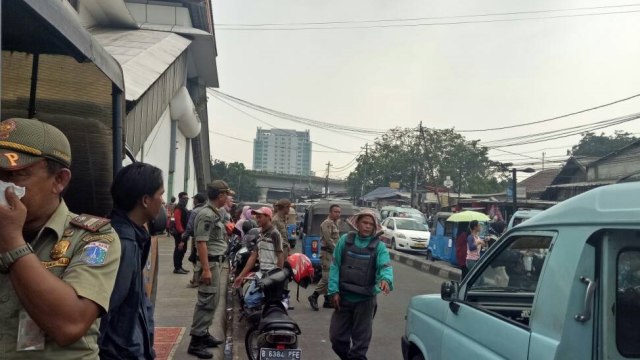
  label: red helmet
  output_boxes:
[225,222,235,236]
[287,253,314,288]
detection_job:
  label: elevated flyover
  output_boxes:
[248,170,347,202]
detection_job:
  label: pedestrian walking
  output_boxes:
[99,163,165,360]
[272,199,291,256]
[172,191,190,274]
[183,193,207,288]
[466,220,486,271]
[272,199,293,308]
[328,209,393,360]
[232,207,285,308]
[187,181,234,359]
[308,204,341,310]
[0,118,121,358]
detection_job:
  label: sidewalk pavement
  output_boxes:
[153,235,229,360]
[150,235,458,360]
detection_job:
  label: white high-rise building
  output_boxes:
[253,128,312,175]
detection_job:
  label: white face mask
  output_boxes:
[0,181,26,206]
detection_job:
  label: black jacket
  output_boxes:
[99,209,155,360]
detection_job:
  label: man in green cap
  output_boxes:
[0,118,121,359]
[187,180,234,359]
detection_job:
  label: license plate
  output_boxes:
[260,348,302,359]
[413,243,426,248]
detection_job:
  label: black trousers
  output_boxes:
[173,232,187,270]
[329,297,377,360]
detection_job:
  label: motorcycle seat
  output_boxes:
[259,307,301,333]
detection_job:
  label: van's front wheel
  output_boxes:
[391,239,397,250]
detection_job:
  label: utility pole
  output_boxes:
[324,161,331,198]
[542,152,546,170]
[361,143,368,205]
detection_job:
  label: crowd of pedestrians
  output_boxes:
[0,117,395,360]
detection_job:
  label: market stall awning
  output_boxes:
[362,187,410,202]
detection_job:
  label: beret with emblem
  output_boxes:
[0,118,72,170]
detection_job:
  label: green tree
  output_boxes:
[209,160,259,201]
[571,131,638,157]
[346,126,507,201]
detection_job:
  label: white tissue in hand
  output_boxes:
[0,181,26,206]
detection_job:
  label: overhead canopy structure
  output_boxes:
[2,0,124,91]
[2,0,127,216]
[362,187,410,202]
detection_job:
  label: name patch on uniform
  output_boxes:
[81,242,110,266]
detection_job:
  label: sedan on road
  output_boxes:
[380,217,430,252]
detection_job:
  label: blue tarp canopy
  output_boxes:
[361,187,409,202]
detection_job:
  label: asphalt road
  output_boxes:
[233,256,444,360]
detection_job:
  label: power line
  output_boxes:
[481,112,640,147]
[209,92,376,143]
[458,91,640,132]
[216,8,640,31]
[209,89,385,136]
[209,130,359,154]
[217,3,640,27]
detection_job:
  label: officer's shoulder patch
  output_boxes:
[71,214,111,233]
[80,242,110,266]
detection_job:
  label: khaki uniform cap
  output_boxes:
[208,180,235,195]
[0,118,72,170]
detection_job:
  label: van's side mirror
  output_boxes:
[441,281,459,301]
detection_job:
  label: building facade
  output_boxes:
[2,0,218,215]
[253,128,312,176]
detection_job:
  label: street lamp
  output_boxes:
[512,167,536,213]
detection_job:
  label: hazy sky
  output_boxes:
[207,0,640,179]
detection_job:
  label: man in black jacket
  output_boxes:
[99,163,165,360]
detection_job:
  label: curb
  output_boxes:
[389,249,461,281]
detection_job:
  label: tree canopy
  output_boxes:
[210,160,259,201]
[571,131,638,157]
[346,126,508,201]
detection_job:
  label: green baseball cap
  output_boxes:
[0,118,72,170]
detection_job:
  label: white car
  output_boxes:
[380,217,430,251]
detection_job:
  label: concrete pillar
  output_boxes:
[258,187,269,203]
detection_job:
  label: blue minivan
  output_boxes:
[403,182,640,359]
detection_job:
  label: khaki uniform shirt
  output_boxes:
[320,218,340,252]
[0,201,121,359]
[194,203,226,257]
[272,213,289,247]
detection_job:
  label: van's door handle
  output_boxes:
[574,276,597,322]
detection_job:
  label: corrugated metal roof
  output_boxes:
[4,0,125,90]
[138,23,219,87]
[546,180,615,189]
[91,28,191,101]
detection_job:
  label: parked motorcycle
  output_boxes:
[244,253,314,360]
